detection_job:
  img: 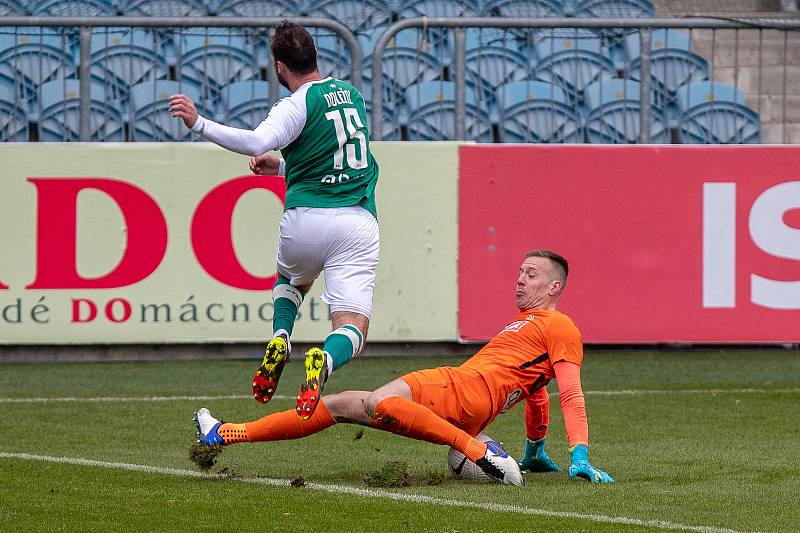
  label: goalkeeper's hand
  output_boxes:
[519,438,562,473]
[568,445,614,484]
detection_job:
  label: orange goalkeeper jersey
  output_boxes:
[460,309,583,422]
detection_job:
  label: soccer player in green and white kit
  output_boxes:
[169,21,379,420]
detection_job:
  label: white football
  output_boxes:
[447,433,496,481]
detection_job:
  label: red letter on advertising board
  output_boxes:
[26,178,168,289]
[105,297,132,323]
[191,176,286,290]
[71,298,98,323]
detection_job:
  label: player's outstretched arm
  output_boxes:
[168,94,284,157]
[568,445,614,484]
[553,360,614,484]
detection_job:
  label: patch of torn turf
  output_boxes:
[360,461,411,488]
[189,443,223,471]
[421,468,448,486]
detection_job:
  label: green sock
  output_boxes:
[272,276,304,337]
[323,324,364,372]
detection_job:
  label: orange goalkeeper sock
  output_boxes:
[218,400,336,444]
[371,397,488,462]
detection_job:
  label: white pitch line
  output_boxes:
[0,451,741,533]
[1,388,798,404]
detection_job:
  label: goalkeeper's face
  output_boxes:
[515,257,563,311]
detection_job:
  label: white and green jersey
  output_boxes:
[191,77,379,218]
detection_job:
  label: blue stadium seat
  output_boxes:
[676,81,761,144]
[400,0,480,17]
[0,83,28,141]
[307,0,392,33]
[313,30,352,82]
[361,78,401,141]
[626,29,709,109]
[37,79,124,141]
[482,0,564,17]
[583,78,670,143]
[534,32,616,105]
[214,0,297,16]
[0,0,27,14]
[121,0,207,16]
[363,27,445,101]
[493,80,581,143]
[0,28,76,105]
[402,81,492,141]
[32,0,116,16]
[574,0,655,17]
[464,29,531,101]
[176,33,256,100]
[129,80,210,141]
[218,80,289,130]
[84,29,168,103]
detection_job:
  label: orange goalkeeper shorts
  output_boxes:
[400,366,494,437]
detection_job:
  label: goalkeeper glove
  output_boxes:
[568,445,614,484]
[518,437,562,473]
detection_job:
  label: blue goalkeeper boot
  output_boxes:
[475,440,525,486]
[194,408,223,446]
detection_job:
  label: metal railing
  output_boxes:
[0,17,361,141]
[370,17,800,142]
[1,15,799,143]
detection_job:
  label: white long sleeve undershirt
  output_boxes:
[189,80,320,156]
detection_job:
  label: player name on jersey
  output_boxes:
[323,89,353,108]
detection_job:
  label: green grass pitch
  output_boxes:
[1,349,799,532]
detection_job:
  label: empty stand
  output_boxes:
[85,29,168,103]
[214,0,297,16]
[37,79,124,141]
[176,32,256,100]
[482,0,564,17]
[0,0,26,15]
[574,0,655,17]
[626,29,709,109]
[121,0,207,16]
[676,81,761,143]
[129,80,209,141]
[218,80,289,129]
[400,0,480,17]
[493,80,582,142]
[0,83,28,141]
[583,78,670,143]
[534,31,616,105]
[307,0,392,33]
[312,30,353,82]
[32,0,116,16]
[363,27,446,103]
[0,28,76,106]
[464,28,531,100]
[362,79,401,141]
[402,80,492,141]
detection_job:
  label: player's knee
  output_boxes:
[364,379,410,417]
[363,391,381,417]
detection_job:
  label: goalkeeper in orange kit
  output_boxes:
[194,249,613,485]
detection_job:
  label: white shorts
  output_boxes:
[276,206,379,318]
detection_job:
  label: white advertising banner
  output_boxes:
[0,143,459,343]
